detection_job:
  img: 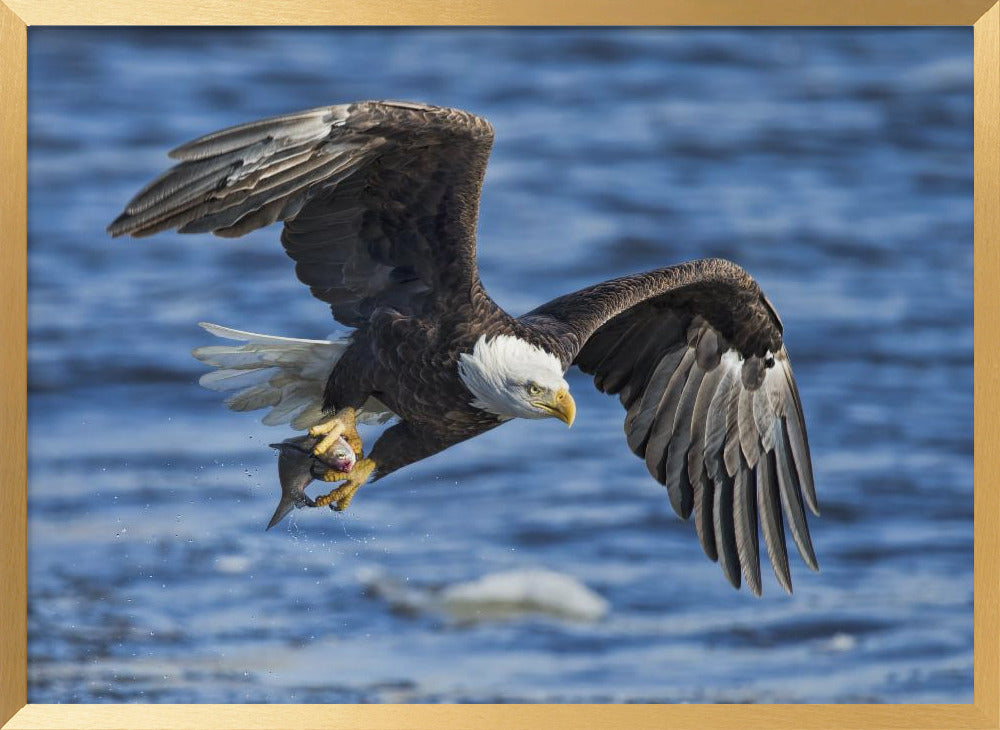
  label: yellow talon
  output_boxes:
[315,483,362,511]
[344,432,363,458]
[314,457,376,512]
[310,407,360,457]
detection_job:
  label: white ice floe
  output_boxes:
[817,632,858,653]
[214,554,253,574]
[440,568,609,622]
[358,566,609,623]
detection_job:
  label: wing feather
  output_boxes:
[774,419,819,571]
[704,362,739,480]
[168,106,337,161]
[625,345,687,455]
[691,462,718,561]
[713,469,741,589]
[777,356,819,515]
[619,316,687,409]
[687,364,726,485]
[644,348,696,488]
[525,259,818,595]
[660,364,706,519]
[733,461,762,596]
[738,388,760,469]
[758,450,793,593]
[110,101,496,329]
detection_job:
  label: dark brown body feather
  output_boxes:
[109,101,819,595]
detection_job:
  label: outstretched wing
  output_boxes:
[523,258,818,596]
[108,101,495,327]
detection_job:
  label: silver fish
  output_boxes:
[266,434,357,530]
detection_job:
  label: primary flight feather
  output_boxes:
[109,100,819,595]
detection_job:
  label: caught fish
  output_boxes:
[266,434,357,530]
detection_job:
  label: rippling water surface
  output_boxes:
[27,28,973,703]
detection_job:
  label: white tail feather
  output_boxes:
[192,322,395,429]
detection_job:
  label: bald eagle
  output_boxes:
[108,101,818,595]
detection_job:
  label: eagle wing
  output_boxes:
[523,258,818,595]
[108,101,495,327]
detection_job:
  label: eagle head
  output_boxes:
[458,335,576,426]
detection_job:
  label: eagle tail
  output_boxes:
[192,322,394,428]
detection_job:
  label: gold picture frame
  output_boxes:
[2,2,997,728]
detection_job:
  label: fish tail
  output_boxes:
[266,495,298,531]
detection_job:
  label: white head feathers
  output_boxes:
[458,335,568,420]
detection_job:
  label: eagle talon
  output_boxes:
[310,407,361,458]
[314,483,358,511]
[320,483,362,512]
[313,457,376,513]
[344,432,363,459]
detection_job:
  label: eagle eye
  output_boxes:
[527,383,543,396]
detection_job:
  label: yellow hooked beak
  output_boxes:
[536,387,576,427]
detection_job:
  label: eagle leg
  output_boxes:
[314,457,377,512]
[309,407,362,458]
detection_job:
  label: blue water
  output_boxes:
[26,28,973,703]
